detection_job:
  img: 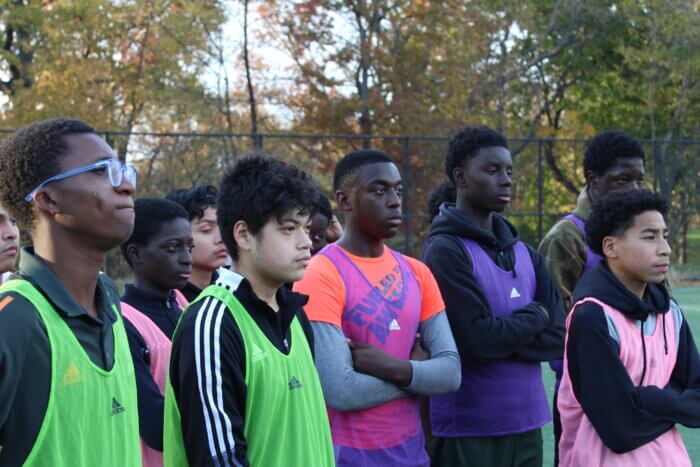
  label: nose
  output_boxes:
[116,174,136,196]
[500,171,512,186]
[659,237,671,257]
[387,188,401,208]
[213,225,223,245]
[298,229,312,251]
[181,249,193,266]
[629,180,643,190]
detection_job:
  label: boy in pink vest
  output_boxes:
[295,150,461,466]
[119,198,193,467]
[558,189,700,466]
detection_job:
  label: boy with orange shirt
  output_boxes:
[295,150,461,466]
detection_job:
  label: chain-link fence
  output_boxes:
[2,129,698,270]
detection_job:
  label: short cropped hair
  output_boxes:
[166,185,218,222]
[0,118,96,229]
[583,130,645,177]
[445,125,508,183]
[217,154,320,259]
[317,191,333,221]
[426,180,456,223]
[120,198,189,267]
[586,189,668,256]
[332,150,395,192]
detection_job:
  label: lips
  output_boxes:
[496,193,511,202]
[215,249,229,258]
[386,215,402,226]
[654,263,670,273]
[1,246,18,256]
[295,256,311,266]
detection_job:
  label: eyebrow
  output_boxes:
[196,218,217,225]
[640,227,667,234]
[366,178,403,186]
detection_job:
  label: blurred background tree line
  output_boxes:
[1,0,698,277]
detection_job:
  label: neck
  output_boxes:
[33,226,106,318]
[189,266,213,290]
[235,261,279,311]
[609,262,647,300]
[455,197,493,233]
[133,275,170,298]
[336,224,384,258]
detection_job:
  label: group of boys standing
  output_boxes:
[0,118,697,467]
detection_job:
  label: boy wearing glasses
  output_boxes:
[0,118,141,466]
[119,198,194,467]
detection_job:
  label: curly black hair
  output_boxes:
[166,185,218,221]
[317,190,333,221]
[426,179,456,223]
[583,130,645,177]
[586,189,668,257]
[0,118,96,230]
[333,149,395,192]
[217,154,320,259]
[120,198,189,267]
[445,125,509,182]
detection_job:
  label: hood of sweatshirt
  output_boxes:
[572,263,670,321]
[428,203,520,253]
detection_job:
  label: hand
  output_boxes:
[349,340,413,387]
[410,333,429,361]
[326,215,343,244]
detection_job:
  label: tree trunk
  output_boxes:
[243,0,259,148]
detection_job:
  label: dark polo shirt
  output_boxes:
[0,247,121,466]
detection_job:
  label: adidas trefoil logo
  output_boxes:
[251,345,269,362]
[389,319,401,331]
[61,362,83,385]
[509,287,521,299]
[288,376,303,390]
[112,397,125,415]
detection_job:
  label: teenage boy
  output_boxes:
[558,189,700,466]
[0,118,140,466]
[539,129,646,463]
[0,202,20,283]
[540,130,646,310]
[167,185,228,301]
[309,191,335,255]
[164,155,334,466]
[120,197,193,467]
[295,149,461,466]
[422,125,565,467]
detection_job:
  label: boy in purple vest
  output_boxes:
[538,130,645,462]
[423,125,565,467]
[558,189,700,466]
[119,197,193,467]
[295,149,461,466]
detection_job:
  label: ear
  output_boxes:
[233,220,252,253]
[453,166,468,189]
[34,189,61,217]
[602,236,618,259]
[586,170,598,191]
[335,189,352,213]
[126,244,143,266]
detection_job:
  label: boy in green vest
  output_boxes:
[164,154,334,466]
[0,118,141,466]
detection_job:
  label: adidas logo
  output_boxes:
[288,376,303,390]
[112,397,125,415]
[389,319,401,331]
[251,345,269,362]
[509,287,521,299]
[61,362,83,385]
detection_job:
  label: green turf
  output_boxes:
[541,286,700,466]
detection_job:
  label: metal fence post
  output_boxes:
[402,136,411,254]
[537,139,544,242]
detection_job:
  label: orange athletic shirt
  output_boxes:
[294,245,445,327]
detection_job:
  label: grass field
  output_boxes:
[541,286,700,466]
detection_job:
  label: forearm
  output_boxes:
[405,312,461,395]
[312,322,409,411]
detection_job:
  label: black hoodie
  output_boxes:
[422,203,565,363]
[566,264,700,453]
